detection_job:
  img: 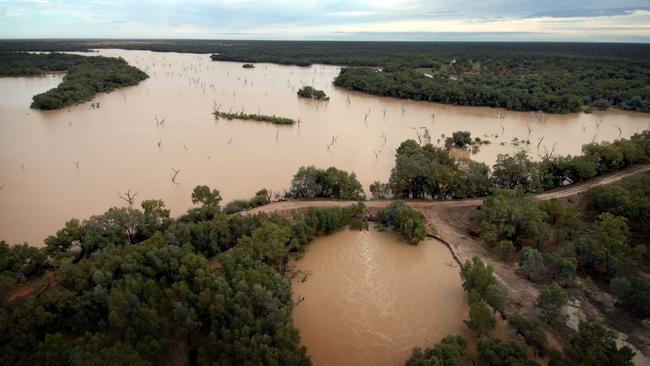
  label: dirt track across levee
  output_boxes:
[248,164,650,214]
[246,164,650,359]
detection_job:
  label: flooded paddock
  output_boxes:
[0,49,649,244]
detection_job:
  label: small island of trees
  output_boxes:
[0,52,148,110]
[242,63,255,69]
[297,86,329,101]
[214,110,296,125]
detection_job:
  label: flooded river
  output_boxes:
[0,49,649,244]
[290,228,470,366]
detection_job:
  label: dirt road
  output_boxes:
[247,164,650,215]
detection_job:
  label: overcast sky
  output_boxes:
[1,0,649,42]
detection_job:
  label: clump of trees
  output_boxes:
[376,201,427,243]
[405,335,467,366]
[289,166,364,199]
[555,320,635,366]
[584,174,650,236]
[610,276,650,318]
[223,188,272,214]
[476,338,532,366]
[0,52,148,110]
[242,63,255,68]
[213,111,296,125]
[387,139,491,199]
[381,130,650,202]
[297,86,329,100]
[445,131,473,149]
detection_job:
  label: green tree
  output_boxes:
[405,335,467,366]
[537,282,568,325]
[475,189,549,248]
[561,320,634,366]
[508,314,549,356]
[492,151,542,192]
[576,213,644,275]
[544,252,576,286]
[465,292,495,336]
[477,338,534,366]
[378,201,427,243]
[610,276,650,318]
[520,246,544,281]
[369,181,391,199]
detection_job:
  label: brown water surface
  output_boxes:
[1,49,649,244]
[290,228,470,366]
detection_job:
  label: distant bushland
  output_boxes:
[0,52,148,110]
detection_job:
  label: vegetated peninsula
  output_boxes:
[0,52,148,110]
[213,110,296,125]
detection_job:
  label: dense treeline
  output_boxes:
[0,52,148,110]
[373,129,650,200]
[334,64,650,113]
[3,40,648,113]
[0,185,369,365]
[2,40,650,67]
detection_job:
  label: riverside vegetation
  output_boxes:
[1,40,648,113]
[0,52,148,110]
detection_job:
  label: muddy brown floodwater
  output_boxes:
[290,228,471,366]
[0,49,649,244]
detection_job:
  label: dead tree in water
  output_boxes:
[379,132,387,146]
[595,118,603,128]
[73,161,80,171]
[155,115,166,126]
[295,296,305,305]
[170,168,181,184]
[614,125,622,137]
[535,110,547,123]
[536,136,544,150]
[401,105,406,116]
[0,184,4,191]
[346,95,351,105]
[116,189,139,206]
[364,109,371,122]
[157,140,162,149]
[326,135,338,151]
[526,122,534,138]
[542,142,558,159]
[382,109,387,118]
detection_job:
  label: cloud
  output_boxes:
[0,0,648,41]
